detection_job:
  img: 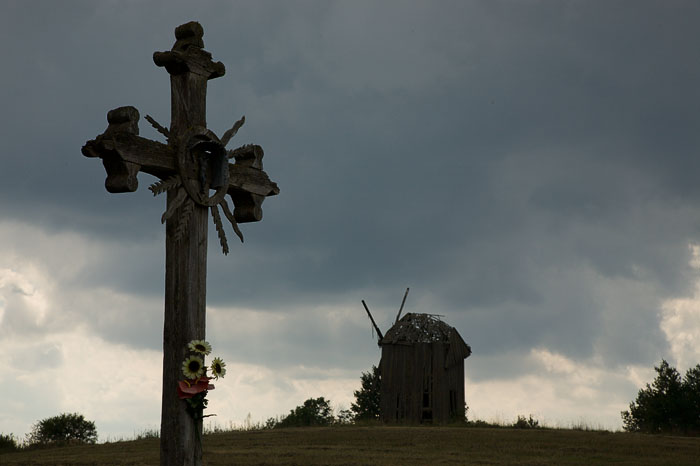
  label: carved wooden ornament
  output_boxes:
[82,22,279,253]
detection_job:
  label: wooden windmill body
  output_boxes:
[363,290,472,424]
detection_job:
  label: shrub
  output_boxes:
[350,365,381,421]
[335,409,354,425]
[467,419,500,428]
[450,403,469,424]
[27,413,97,446]
[264,417,279,429]
[134,428,159,440]
[275,397,334,428]
[0,433,18,452]
[513,415,540,429]
[622,360,700,434]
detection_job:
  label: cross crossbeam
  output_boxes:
[82,111,279,223]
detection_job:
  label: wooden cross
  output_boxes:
[82,22,279,466]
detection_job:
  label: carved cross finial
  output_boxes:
[173,21,204,51]
[153,21,224,79]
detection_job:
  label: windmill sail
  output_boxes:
[362,299,384,342]
[395,287,410,324]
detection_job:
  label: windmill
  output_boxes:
[362,288,471,424]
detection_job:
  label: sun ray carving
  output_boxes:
[149,175,181,196]
[161,187,188,224]
[145,114,171,140]
[219,197,244,243]
[146,115,249,252]
[211,205,229,255]
[173,198,194,245]
[220,115,245,147]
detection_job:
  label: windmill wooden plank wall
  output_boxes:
[378,313,471,424]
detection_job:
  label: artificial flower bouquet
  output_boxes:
[177,340,226,419]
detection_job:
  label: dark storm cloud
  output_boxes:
[205,1,700,369]
[2,1,700,377]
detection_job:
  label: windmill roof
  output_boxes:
[378,313,472,370]
[380,313,446,343]
[380,313,472,366]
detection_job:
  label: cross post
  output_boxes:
[82,22,279,466]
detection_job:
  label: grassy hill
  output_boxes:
[2,425,699,465]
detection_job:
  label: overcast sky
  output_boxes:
[2,0,700,440]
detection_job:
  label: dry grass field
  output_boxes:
[2,425,700,465]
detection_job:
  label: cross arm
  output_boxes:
[227,145,279,223]
[83,132,176,183]
[82,106,280,224]
[82,106,174,192]
[228,145,279,196]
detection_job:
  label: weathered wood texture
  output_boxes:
[82,20,280,466]
[156,21,217,466]
[162,193,208,466]
[379,313,470,424]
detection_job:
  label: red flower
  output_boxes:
[177,377,215,399]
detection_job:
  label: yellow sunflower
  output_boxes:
[182,355,205,379]
[210,357,227,379]
[188,340,212,355]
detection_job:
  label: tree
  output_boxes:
[276,397,334,428]
[350,365,381,421]
[622,360,700,434]
[680,365,700,432]
[27,413,97,446]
